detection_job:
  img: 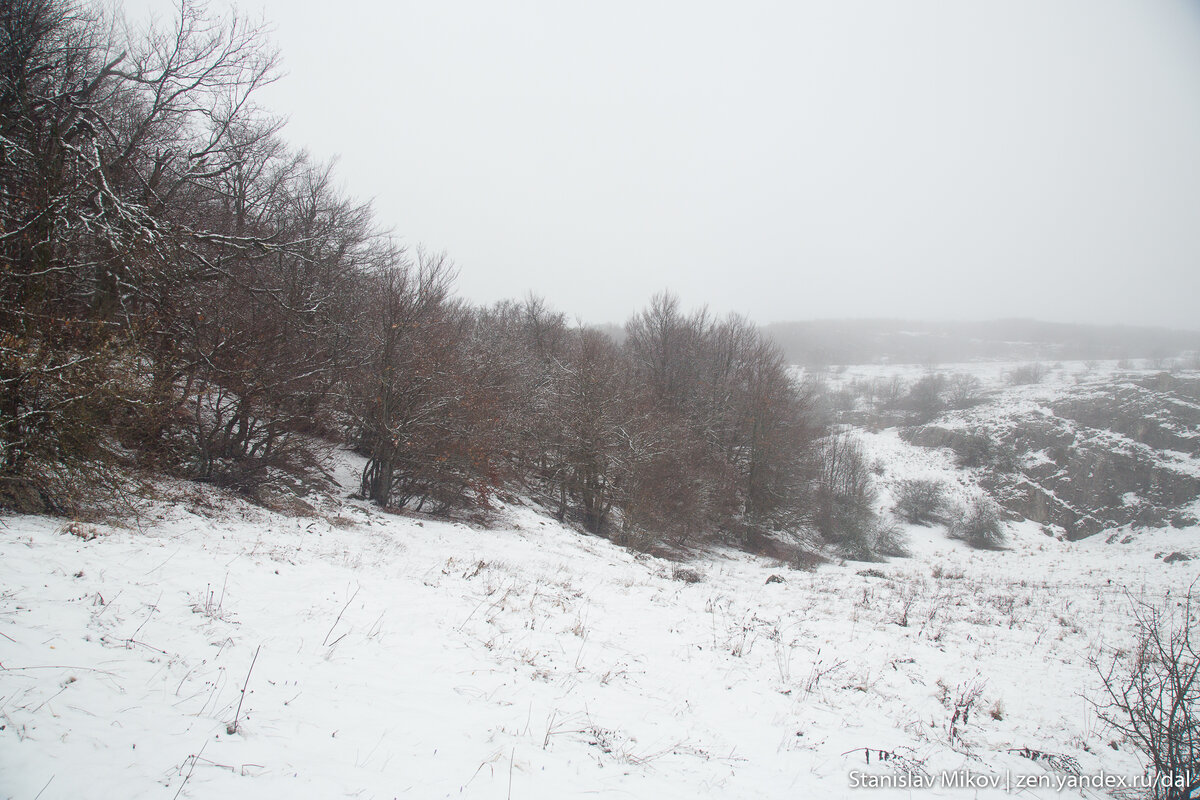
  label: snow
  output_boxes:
[2,442,1198,798]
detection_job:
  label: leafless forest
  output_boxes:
[0,0,827,552]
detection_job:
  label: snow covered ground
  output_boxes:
[2,441,1197,798]
[805,357,1185,389]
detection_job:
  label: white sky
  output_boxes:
[125,0,1200,329]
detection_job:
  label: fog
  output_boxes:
[128,0,1200,329]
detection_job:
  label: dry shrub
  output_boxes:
[1095,588,1200,800]
[947,497,1007,550]
[893,478,946,525]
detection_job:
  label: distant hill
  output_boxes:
[764,319,1200,366]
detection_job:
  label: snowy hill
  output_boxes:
[2,442,1197,798]
[814,360,1200,539]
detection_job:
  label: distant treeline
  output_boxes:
[765,319,1200,366]
[0,0,825,549]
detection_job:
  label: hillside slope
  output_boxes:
[903,370,1200,539]
[2,448,1197,798]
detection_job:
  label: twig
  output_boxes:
[213,636,233,660]
[323,586,360,646]
[0,664,115,676]
[143,547,180,576]
[30,685,71,713]
[130,591,163,641]
[33,775,53,800]
[457,595,490,632]
[175,665,198,696]
[228,644,261,735]
[573,632,588,671]
[173,739,209,800]
[507,746,515,799]
[194,671,226,718]
[101,634,170,655]
[93,589,122,618]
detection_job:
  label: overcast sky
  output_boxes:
[126,0,1200,329]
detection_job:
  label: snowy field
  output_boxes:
[2,434,1197,799]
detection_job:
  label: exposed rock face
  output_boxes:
[902,374,1200,540]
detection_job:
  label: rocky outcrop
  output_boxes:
[902,376,1200,540]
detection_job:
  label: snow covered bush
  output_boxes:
[903,373,948,423]
[947,497,1007,550]
[1008,363,1048,385]
[872,517,910,558]
[893,479,947,525]
[946,373,985,409]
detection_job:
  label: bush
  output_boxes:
[947,497,1007,549]
[1095,588,1200,800]
[903,373,948,423]
[828,498,880,560]
[1008,363,1047,385]
[670,566,704,584]
[953,428,1020,473]
[873,517,911,558]
[946,374,985,409]
[893,479,946,525]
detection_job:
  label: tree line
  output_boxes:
[1,0,841,551]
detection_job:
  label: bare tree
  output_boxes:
[813,430,878,556]
[552,328,638,533]
[1096,587,1200,800]
[349,251,507,514]
[623,295,818,543]
[180,153,373,489]
[0,0,279,506]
